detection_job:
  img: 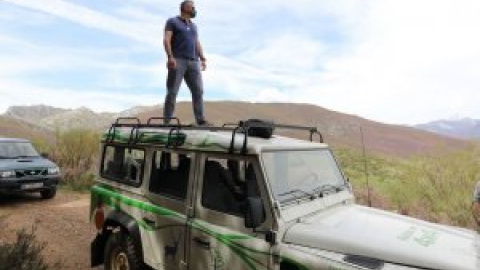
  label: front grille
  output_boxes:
[15,168,47,178]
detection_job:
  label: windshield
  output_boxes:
[0,142,40,158]
[262,149,346,204]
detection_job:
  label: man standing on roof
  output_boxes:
[163,0,209,125]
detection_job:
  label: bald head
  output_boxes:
[180,1,194,12]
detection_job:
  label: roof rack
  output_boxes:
[104,117,324,154]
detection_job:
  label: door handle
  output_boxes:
[142,217,156,226]
[193,237,211,249]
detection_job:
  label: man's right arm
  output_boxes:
[164,20,176,69]
[163,30,174,58]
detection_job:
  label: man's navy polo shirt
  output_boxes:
[165,16,198,60]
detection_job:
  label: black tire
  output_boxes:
[40,187,57,199]
[104,231,143,270]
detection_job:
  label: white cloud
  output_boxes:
[237,34,329,72]
[322,0,480,124]
[3,0,160,45]
[2,0,480,125]
[0,32,163,87]
[251,0,480,124]
[0,80,160,113]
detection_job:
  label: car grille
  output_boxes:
[15,168,47,178]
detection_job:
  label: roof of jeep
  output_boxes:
[0,138,30,143]
[102,127,327,154]
[206,130,328,153]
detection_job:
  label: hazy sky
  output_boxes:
[1,0,480,125]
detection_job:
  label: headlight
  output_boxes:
[47,167,60,175]
[0,170,15,178]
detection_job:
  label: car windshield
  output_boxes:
[0,142,40,158]
[262,149,346,204]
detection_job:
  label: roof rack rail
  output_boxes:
[104,117,324,153]
[229,119,323,154]
[274,123,323,143]
[238,119,323,142]
[106,117,141,144]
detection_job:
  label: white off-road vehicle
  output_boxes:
[90,117,480,270]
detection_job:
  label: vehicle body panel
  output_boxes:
[284,203,480,270]
[91,122,480,270]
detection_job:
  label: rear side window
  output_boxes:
[149,151,191,200]
[101,145,145,187]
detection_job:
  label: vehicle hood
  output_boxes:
[284,204,480,270]
[0,158,57,170]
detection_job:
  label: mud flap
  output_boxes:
[91,233,107,267]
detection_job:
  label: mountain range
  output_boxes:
[414,118,480,139]
[3,105,154,131]
[0,102,472,157]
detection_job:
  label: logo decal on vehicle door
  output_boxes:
[165,229,182,261]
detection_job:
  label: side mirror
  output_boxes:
[245,197,265,229]
[40,152,49,159]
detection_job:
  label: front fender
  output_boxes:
[91,210,143,267]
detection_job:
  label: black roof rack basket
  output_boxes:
[104,117,323,154]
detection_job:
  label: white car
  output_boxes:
[90,118,480,270]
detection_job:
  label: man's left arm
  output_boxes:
[196,40,207,71]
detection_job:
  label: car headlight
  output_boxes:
[47,167,60,175]
[0,170,15,178]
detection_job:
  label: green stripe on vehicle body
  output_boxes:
[92,185,185,219]
[92,185,310,270]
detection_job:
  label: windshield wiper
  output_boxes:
[13,155,38,159]
[313,184,345,197]
[278,189,316,202]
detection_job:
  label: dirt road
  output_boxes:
[0,189,96,269]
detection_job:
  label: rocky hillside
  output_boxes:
[4,105,68,122]
[0,116,53,143]
[40,107,116,131]
[1,102,470,157]
[135,101,470,157]
[1,105,156,131]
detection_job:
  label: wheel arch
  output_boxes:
[91,210,144,267]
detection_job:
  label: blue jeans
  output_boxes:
[164,58,205,124]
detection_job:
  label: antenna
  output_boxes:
[360,126,372,207]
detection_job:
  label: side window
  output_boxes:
[149,151,191,200]
[101,145,145,186]
[201,157,262,217]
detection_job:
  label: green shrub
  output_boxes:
[335,145,480,228]
[61,172,96,192]
[390,146,480,227]
[334,147,404,208]
[36,129,101,190]
[0,227,59,270]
